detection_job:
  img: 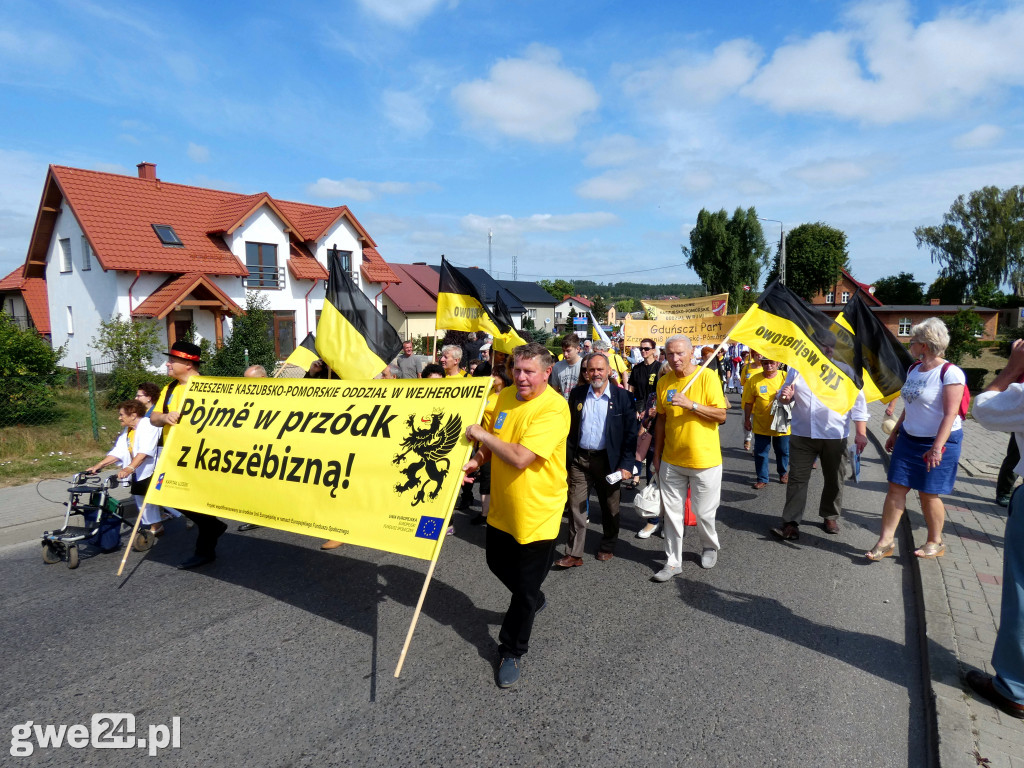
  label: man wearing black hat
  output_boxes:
[150,341,227,569]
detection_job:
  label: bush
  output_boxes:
[103,367,172,408]
[941,310,983,365]
[961,367,988,393]
[204,292,277,376]
[999,324,1024,356]
[0,312,66,426]
[93,314,161,368]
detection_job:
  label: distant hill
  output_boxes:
[574,280,706,301]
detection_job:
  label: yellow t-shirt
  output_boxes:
[154,375,198,442]
[656,367,727,469]
[742,371,789,436]
[487,385,570,544]
[482,390,500,431]
[740,361,761,388]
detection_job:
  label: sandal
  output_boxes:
[866,542,895,561]
[915,542,945,558]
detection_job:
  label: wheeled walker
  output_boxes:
[40,472,156,569]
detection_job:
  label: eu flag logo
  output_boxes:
[494,412,507,430]
[415,516,445,540]
[155,473,165,490]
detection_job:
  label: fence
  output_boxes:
[1,356,116,435]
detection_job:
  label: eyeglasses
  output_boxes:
[640,347,653,351]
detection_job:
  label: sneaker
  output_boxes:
[497,654,522,688]
[636,522,659,539]
[701,548,718,569]
[996,494,1011,507]
[651,565,682,582]
[446,525,455,537]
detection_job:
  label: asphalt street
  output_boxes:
[0,392,927,767]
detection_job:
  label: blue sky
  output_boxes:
[2,0,1023,291]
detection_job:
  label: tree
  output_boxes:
[615,298,635,314]
[204,292,277,376]
[93,314,161,369]
[771,222,849,301]
[538,279,575,302]
[915,186,1024,299]
[589,295,607,321]
[0,312,66,424]
[682,206,770,314]
[872,272,925,305]
[926,275,967,304]
[941,310,983,365]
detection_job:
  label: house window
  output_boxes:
[246,242,280,288]
[555,312,563,321]
[81,237,92,271]
[841,291,850,303]
[328,246,352,273]
[825,291,834,304]
[528,308,537,320]
[66,306,74,335]
[152,224,183,247]
[59,239,72,273]
[268,311,295,359]
[898,317,912,336]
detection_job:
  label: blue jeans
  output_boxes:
[992,487,1024,703]
[753,433,790,484]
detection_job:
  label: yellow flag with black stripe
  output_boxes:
[436,257,507,338]
[316,253,402,379]
[491,288,528,354]
[283,332,320,372]
[728,280,860,413]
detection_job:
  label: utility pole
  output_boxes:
[512,246,518,280]
[759,217,786,285]
[488,229,493,276]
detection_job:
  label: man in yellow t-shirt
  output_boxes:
[150,341,227,570]
[464,342,569,688]
[651,334,728,581]
[742,359,790,490]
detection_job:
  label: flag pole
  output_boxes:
[117,502,147,576]
[679,335,734,396]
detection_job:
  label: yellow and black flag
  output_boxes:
[316,253,402,379]
[436,257,508,339]
[492,288,528,354]
[286,332,320,370]
[729,279,861,413]
[831,291,913,403]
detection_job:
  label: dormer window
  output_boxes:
[152,224,183,247]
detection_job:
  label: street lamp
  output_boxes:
[759,218,785,286]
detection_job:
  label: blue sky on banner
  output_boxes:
[1,0,1023,289]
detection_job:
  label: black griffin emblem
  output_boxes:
[392,410,463,506]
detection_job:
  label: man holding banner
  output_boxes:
[651,334,728,581]
[463,342,570,688]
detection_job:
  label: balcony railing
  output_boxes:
[243,265,286,290]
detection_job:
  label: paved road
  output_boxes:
[0,393,926,767]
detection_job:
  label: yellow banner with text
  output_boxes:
[623,315,741,347]
[640,293,729,319]
[145,377,490,560]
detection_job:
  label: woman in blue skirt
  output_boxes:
[867,317,966,560]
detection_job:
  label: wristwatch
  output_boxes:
[690,402,698,412]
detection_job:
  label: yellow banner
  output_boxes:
[729,305,859,413]
[145,377,490,560]
[641,293,729,319]
[623,315,741,347]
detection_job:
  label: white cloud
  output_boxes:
[953,124,1005,150]
[381,89,432,136]
[186,142,210,163]
[306,177,435,201]
[742,0,1024,123]
[583,135,643,168]
[452,44,599,143]
[461,212,619,234]
[576,170,650,202]
[789,159,871,187]
[354,0,454,28]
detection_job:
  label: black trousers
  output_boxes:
[997,434,1020,498]
[181,511,227,558]
[486,525,556,658]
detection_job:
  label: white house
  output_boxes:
[10,162,400,368]
[553,295,593,335]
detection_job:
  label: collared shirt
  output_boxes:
[784,369,868,439]
[975,387,1024,476]
[579,385,611,450]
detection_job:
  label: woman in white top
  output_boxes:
[87,399,163,534]
[867,318,966,560]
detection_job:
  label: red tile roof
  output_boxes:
[564,294,593,308]
[132,273,242,319]
[385,263,437,313]
[361,246,400,284]
[24,166,394,285]
[0,266,51,334]
[287,242,329,281]
[842,268,883,305]
[391,263,439,298]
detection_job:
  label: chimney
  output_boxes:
[930,298,940,305]
[137,162,157,181]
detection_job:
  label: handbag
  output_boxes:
[634,476,662,518]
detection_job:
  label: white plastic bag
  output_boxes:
[634,476,662,518]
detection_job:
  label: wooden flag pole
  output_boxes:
[679,335,733,397]
[117,499,146,576]
[393,471,465,678]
